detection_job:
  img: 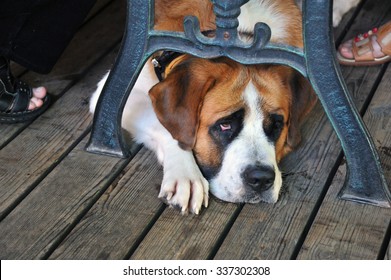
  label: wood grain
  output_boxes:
[49,147,239,260]
[0,0,390,261]
[0,47,119,219]
[49,148,165,260]
[213,69,385,260]
[297,65,391,260]
[213,0,391,260]
[0,136,127,259]
[130,199,239,260]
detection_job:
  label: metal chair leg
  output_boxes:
[87,0,151,158]
[303,0,391,207]
[87,0,390,207]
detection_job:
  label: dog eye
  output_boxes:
[219,123,232,131]
[264,113,284,142]
[210,109,245,147]
[273,115,284,130]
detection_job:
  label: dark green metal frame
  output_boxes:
[87,0,391,208]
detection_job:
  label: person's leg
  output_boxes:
[0,0,96,123]
[4,0,97,73]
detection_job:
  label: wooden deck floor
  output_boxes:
[0,0,390,260]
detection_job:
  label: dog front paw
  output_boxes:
[159,164,209,215]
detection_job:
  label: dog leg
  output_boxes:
[159,139,209,215]
[90,65,209,215]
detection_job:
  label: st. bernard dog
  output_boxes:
[90,0,317,214]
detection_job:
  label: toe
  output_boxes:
[29,97,43,110]
[202,178,209,208]
[32,97,43,107]
[159,179,177,200]
[190,181,205,214]
[338,40,354,59]
[28,101,37,110]
[32,87,47,99]
[28,87,47,110]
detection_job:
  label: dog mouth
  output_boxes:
[207,165,282,204]
[197,156,282,204]
[208,184,280,204]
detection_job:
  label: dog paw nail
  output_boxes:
[191,204,198,214]
[203,197,209,208]
[166,193,173,201]
[181,206,188,214]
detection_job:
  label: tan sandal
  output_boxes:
[337,21,391,66]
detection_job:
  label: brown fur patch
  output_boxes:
[251,66,293,161]
[150,0,316,171]
[193,58,249,169]
[154,0,215,32]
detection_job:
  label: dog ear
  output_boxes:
[149,59,215,150]
[286,72,317,151]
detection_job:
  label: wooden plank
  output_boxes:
[213,0,391,260]
[333,0,389,41]
[296,65,391,260]
[130,201,239,260]
[49,148,165,260]
[212,104,344,259]
[21,0,124,95]
[0,48,131,259]
[49,147,239,259]
[340,0,391,39]
[0,137,128,259]
[0,46,118,220]
[0,0,125,147]
[2,0,388,261]
[50,0,391,260]
[332,1,360,40]
[121,2,381,261]
[212,80,383,259]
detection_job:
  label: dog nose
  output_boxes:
[243,165,275,192]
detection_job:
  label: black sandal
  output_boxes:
[0,57,50,124]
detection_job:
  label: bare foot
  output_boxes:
[29,86,47,110]
[338,30,386,60]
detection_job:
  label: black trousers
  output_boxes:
[0,0,96,73]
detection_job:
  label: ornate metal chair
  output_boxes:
[87,0,391,207]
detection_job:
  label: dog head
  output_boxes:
[149,55,316,203]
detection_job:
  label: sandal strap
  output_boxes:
[11,80,33,112]
[0,80,17,111]
[352,37,375,62]
[377,21,391,55]
[0,77,32,114]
